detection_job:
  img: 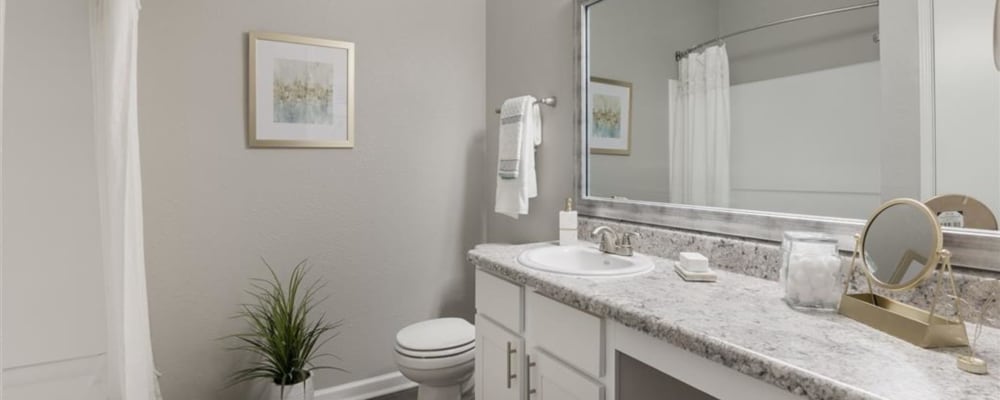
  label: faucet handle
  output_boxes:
[621,232,640,247]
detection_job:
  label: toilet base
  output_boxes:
[414,377,473,400]
[416,384,457,400]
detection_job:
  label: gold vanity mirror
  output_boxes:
[839,198,970,348]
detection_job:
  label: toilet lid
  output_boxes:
[396,318,474,352]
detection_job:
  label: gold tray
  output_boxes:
[839,293,969,348]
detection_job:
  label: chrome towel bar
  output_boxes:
[494,96,557,114]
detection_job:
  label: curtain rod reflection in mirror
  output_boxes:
[675,1,880,61]
[494,96,557,114]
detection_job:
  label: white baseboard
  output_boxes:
[315,371,416,400]
[2,353,107,400]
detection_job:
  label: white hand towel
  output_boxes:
[495,96,541,219]
[498,96,530,179]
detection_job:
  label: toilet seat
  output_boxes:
[395,340,474,359]
[395,345,475,371]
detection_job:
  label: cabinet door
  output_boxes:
[529,350,603,400]
[476,314,525,400]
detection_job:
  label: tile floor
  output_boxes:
[370,388,417,400]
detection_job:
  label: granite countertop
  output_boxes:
[468,243,1000,400]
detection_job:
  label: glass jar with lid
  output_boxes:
[780,231,844,310]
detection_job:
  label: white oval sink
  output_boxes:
[517,243,655,277]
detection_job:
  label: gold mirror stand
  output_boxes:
[839,235,970,348]
[956,285,998,375]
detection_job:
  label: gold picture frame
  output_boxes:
[588,77,633,156]
[248,32,355,148]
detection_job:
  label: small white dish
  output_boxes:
[674,261,717,282]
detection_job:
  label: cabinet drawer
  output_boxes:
[526,291,604,378]
[476,270,524,333]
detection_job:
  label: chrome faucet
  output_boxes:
[590,226,639,256]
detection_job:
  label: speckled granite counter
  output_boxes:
[468,243,1000,400]
[577,217,1000,327]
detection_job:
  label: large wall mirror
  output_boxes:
[576,0,1000,271]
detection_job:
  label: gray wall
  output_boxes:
[485,0,577,244]
[138,0,486,398]
[588,0,718,202]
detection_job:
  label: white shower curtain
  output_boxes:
[668,44,731,207]
[0,0,4,392]
[90,1,161,399]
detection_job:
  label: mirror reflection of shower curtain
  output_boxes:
[90,0,162,399]
[668,44,731,207]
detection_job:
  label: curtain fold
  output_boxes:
[90,1,161,399]
[669,44,732,208]
[0,0,4,391]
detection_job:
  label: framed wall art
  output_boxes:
[588,77,632,155]
[248,32,355,148]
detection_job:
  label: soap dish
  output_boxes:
[674,262,717,282]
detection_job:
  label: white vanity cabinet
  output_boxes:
[475,270,605,400]
[474,268,807,400]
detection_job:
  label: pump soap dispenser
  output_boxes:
[559,197,578,246]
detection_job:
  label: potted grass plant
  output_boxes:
[228,259,344,400]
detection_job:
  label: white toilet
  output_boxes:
[394,318,475,400]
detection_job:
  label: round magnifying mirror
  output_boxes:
[860,198,943,290]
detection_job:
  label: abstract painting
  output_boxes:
[589,77,632,155]
[273,59,335,125]
[591,93,622,138]
[249,32,355,148]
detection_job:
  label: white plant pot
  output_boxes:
[267,377,314,400]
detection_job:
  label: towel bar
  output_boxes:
[494,96,557,114]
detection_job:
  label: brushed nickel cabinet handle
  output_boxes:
[527,355,537,395]
[506,342,517,389]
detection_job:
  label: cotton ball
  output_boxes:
[785,252,843,309]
